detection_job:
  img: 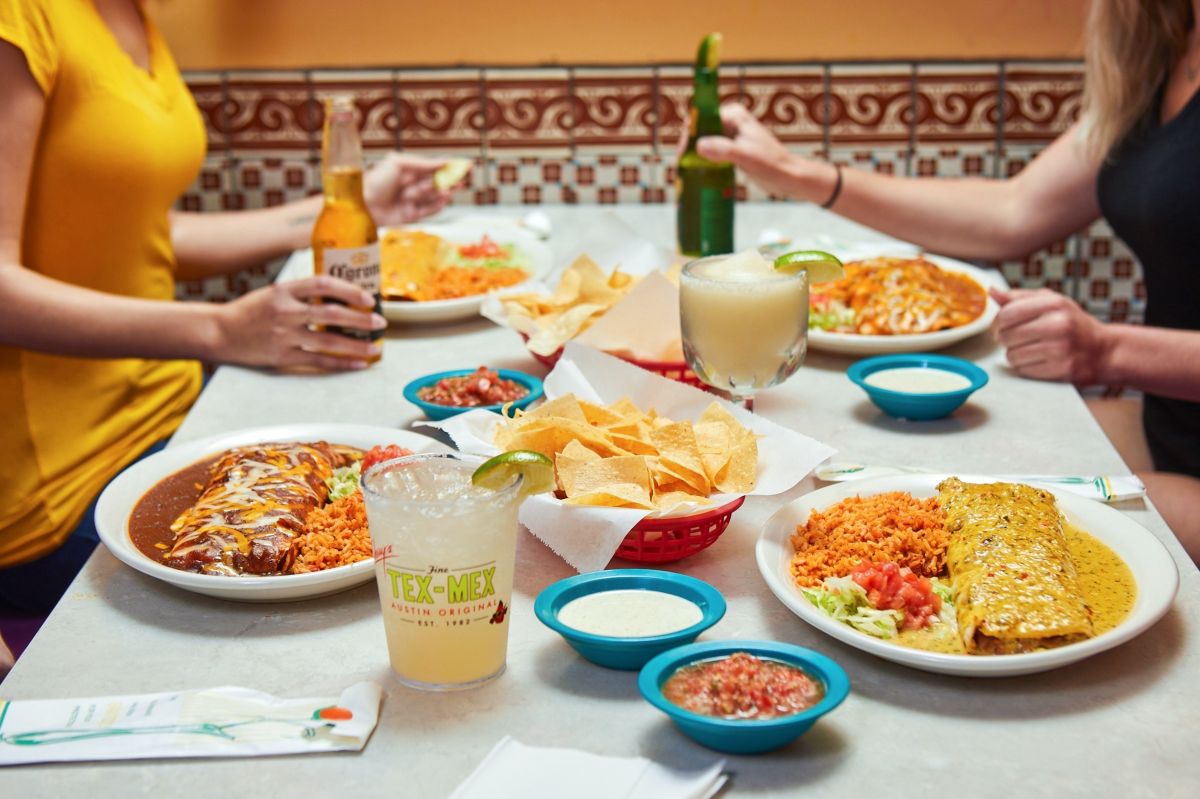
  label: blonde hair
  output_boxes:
[1082,0,1193,159]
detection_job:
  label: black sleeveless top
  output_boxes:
[1097,85,1200,476]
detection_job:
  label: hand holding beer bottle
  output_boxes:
[312,95,384,364]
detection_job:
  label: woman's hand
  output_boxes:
[0,632,13,677]
[211,276,386,371]
[694,104,836,201]
[363,153,453,226]
[991,287,1114,384]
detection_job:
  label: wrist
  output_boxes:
[196,302,233,364]
[1091,321,1126,385]
[787,156,840,204]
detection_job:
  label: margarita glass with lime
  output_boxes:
[361,452,524,691]
[680,248,839,405]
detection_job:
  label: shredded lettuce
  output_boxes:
[808,300,856,332]
[326,463,362,502]
[930,577,957,627]
[801,576,904,639]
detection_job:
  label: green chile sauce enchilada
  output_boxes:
[793,478,1136,656]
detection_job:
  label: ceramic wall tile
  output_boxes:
[396,69,485,152]
[571,68,657,152]
[483,69,573,154]
[828,64,913,145]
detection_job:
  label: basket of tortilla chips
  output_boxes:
[499,256,702,386]
[494,394,756,562]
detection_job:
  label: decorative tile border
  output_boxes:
[178,59,1138,323]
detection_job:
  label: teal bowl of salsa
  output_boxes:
[638,640,850,754]
[403,367,543,420]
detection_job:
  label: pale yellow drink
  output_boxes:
[680,249,809,400]
[361,454,522,691]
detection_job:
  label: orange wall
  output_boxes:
[153,0,1089,71]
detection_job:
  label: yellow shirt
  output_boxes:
[0,0,204,566]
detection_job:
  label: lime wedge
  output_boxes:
[773,250,845,284]
[472,450,555,497]
[697,33,722,71]
[434,158,472,191]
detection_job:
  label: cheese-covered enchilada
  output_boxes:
[163,442,357,576]
[938,478,1094,654]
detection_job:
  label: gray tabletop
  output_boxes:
[3,205,1198,798]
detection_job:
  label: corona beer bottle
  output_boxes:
[312,95,382,363]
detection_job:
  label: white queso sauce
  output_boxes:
[864,367,972,394]
[557,589,704,637]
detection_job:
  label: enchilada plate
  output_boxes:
[282,219,553,325]
[756,474,1179,676]
[94,424,449,603]
[807,253,1007,356]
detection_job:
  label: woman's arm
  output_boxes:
[993,287,1200,402]
[0,41,380,370]
[697,104,1104,260]
[170,154,452,280]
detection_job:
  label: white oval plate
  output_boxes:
[808,253,1007,356]
[95,424,449,603]
[756,474,1179,676]
[381,220,552,324]
[283,219,553,325]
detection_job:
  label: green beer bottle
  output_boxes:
[676,33,735,257]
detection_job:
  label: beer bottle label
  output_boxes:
[321,243,383,342]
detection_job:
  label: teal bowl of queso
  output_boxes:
[403,367,543,420]
[848,353,988,421]
[535,569,726,670]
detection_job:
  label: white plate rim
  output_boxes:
[95,423,449,602]
[379,220,553,324]
[755,473,1180,676]
[808,253,1007,356]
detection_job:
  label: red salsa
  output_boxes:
[662,652,824,720]
[361,444,414,473]
[417,366,529,407]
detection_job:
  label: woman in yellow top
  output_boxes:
[0,0,452,615]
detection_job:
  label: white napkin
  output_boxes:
[0,683,381,766]
[450,737,727,799]
[422,343,836,572]
[574,271,685,361]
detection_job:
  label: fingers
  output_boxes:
[992,291,1070,336]
[696,135,736,162]
[306,301,386,332]
[718,102,753,134]
[283,348,373,372]
[296,329,381,363]
[385,152,446,174]
[287,275,374,307]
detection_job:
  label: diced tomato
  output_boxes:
[850,560,942,630]
[456,234,506,260]
[361,444,414,473]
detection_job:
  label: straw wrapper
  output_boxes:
[0,682,381,766]
[422,343,836,572]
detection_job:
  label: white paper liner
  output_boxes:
[421,343,836,572]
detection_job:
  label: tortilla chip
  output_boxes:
[559,455,653,509]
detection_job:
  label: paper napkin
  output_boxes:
[423,343,836,572]
[450,737,727,799]
[574,271,685,361]
[0,682,382,766]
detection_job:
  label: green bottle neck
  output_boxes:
[689,68,724,141]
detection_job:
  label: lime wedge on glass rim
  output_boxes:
[471,450,555,497]
[772,250,845,284]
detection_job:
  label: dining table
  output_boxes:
[2,203,1198,798]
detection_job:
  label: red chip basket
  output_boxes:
[614,497,745,563]
[520,334,704,388]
